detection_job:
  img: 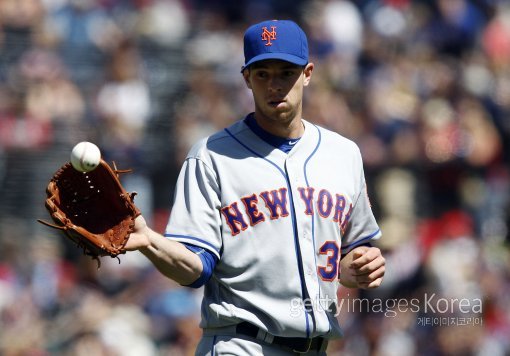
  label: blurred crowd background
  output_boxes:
[0,0,509,355]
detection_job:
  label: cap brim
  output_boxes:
[241,53,308,71]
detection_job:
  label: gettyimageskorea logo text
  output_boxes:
[290,293,483,326]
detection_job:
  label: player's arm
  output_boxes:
[125,215,203,286]
[339,245,385,289]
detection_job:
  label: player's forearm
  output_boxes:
[139,228,203,285]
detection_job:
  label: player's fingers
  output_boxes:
[360,266,386,282]
[364,277,384,289]
[352,248,365,260]
[355,264,385,282]
[361,246,383,262]
[351,246,381,262]
[349,246,372,268]
[355,266,385,289]
[351,255,386,276]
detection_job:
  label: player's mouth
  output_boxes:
[268,99,286,107]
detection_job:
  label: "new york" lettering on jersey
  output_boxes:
[220,187,353,236]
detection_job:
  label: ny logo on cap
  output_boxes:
[261,26,276,46]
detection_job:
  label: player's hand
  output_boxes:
[124,215,151,251]
[340,246,385,289]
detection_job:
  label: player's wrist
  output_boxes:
[136,225,154,251]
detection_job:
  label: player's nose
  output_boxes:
[267,76,283,92]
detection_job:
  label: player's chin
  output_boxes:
[266,107,294,121]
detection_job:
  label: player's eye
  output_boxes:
[255,71,268,79]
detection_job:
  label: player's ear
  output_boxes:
[242,69,252,89]
[303,63,314,87]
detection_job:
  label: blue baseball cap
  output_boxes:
[242,20,309,71]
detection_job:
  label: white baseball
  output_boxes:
[70,141,101,172]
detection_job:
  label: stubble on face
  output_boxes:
[244,60,312,137]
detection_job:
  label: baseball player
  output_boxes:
[127,19,385,355]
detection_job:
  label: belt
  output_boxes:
[236,322,326,353]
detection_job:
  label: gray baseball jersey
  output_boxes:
[165,117,381,339]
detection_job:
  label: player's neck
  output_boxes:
[253,113,304,139]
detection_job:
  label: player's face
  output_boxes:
[243,60,313,134]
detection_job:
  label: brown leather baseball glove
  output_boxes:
[38,159,141,267]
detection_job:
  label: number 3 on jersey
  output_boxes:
[317,241,340,281]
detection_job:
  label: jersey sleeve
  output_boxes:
[182,243,218,288]
[164,153,223,260]
[341,154,382,255]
